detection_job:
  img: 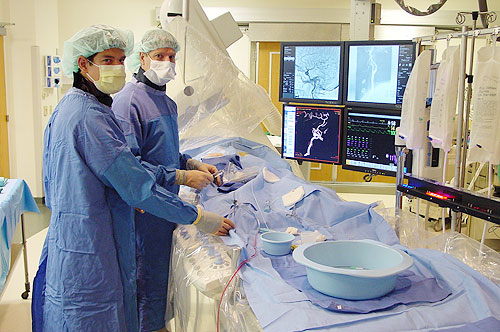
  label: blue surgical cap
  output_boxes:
[125,29,180,73]
[62,24,134,76]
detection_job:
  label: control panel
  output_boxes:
[397,175,500,225]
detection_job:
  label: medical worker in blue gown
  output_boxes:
[31,25,234,332]
[112,29,223,332]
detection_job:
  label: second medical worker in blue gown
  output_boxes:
[112,29,222,332]
[31,25,234,332]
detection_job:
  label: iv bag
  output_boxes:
[399,50,431,150]
[468,46,500,165]
[428,46,460,152]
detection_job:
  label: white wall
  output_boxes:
[0,1,9,22]
[33,0,61,197]
[58,0,165,66]
[3,0,58,197]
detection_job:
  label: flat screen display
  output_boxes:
[342,108,411,176]
[282,105,343,164]
[280,42,343,105]
[344,41,416,109]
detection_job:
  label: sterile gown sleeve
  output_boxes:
[83,106,198,224]
[179,153,191,170]
[138,157,178,188]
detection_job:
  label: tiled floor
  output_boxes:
[0,194,395,332]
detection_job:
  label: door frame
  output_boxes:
[0,35,10,177]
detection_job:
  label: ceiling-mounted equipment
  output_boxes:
[478,0,489,28]
[393,0,448,16]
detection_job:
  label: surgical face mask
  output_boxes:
[86,61,126,95]
[144,56,176,86]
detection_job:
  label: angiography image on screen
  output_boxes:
[280,43,342,103]
[294,46,341,100]
[346,43,414,105]
[348,45,399,103]
[282,106,342,163]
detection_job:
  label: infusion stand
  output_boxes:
[395,127,408,209]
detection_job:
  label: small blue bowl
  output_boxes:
[260,231,295,256]
[293,240,414,300]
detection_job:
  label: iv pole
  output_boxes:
[405,11,498,232]
[451,24,468,233]
[458,12,478,190]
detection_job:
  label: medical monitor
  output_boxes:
[282,105,343,164]
[279,42,344,105]
[344,40,416,109]
[342,108,411,176]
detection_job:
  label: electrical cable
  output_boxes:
[488,225,500,238]
[216,196,261,332]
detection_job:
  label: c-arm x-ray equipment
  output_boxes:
[160,0,242,55]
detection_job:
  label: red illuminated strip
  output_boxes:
[426,191,449,200]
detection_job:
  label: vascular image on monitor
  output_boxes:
[280,42,343,104]
[282,105,342,164]
[345,41,415,108]
[343,109,409,176]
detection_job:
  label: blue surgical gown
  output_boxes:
[32,88,198,332]
[112,77,189,331]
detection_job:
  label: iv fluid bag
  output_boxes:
[428,46,460,152]
[399,50,431,150]
[468,46,500,165]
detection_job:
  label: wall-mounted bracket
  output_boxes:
[0,22,15,36]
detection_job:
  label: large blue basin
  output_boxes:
[292,240,414,300]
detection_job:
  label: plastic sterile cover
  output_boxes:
[167,225,263,332]
[375,206,500,285]
[160,17,303,179]
[164,17,279,142]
